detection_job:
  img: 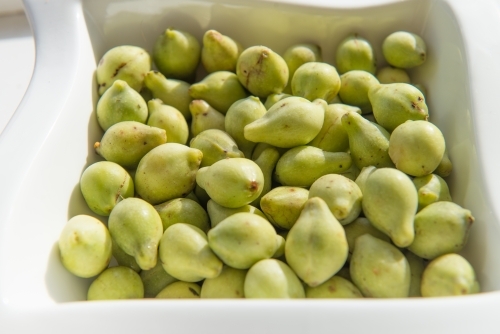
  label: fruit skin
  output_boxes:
[135,143,203,205]
[140,261,178,298]
[362,167,418,248]
[382,31,427,69]
[291,62,341,102]
[96,45,151,96]
[260,186,309,230]
[350,234,411,298]
[306,276,363,299]
[283,43,322,93]
[153,28,200,80]
[80,161,134,216]
[389,120,446,177]
[244,96,326,148]
[156,281,201,299]
[338,70,379,114]
[335,34,376,74]
[154,197,209,233]
[201,266,247,298]
[147,99,189,145]
[207,199,266,228]
[244,259,305,298]
[58,215,112,278]
[208,212,278,269]
[421,253,480,297]
[250,146,281,207]
[376,66,410,84]
[236,45,289,98]
[189,129,244,168]
[343,217,391,261]
[285,197,349,287]
[413,173,452,211]
[108,197,163,271]
[87,266,144,300]
[196,158,264,208]
[189,100,226,137]
[201,29,243,73]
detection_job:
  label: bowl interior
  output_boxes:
[2,0,499,306]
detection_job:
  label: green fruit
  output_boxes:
[362,167,418,248]
[236,45,289,98]
[94,121,167,169]
[291,62,341,102]
[108,197,163,270]
[206,199,267,228]
[283,43,322,92]
[338,70,379,114]
[376,66,410,84]
[189,129,244,167]
[260,186,309,230]
[244,259,305,298]
[306,276,363,298]
[201,266,247,298]
[112,241,141,273]
[135,143,202,204]
[189,99,226,137]
[350,234,411,298]
[264,93,293,110]
[201,29,243,73]
[435,148,453,177]
[156,281,201,298]
[389,120,446,177]
[96,45,151,95]
[404,250,425,297]
[250,146,281,207]
[274,145,352,187]
[343,217,391,261]
[382,31,427,68]
[208,212,278,269]
[244,96,325,148]
[96,80,148,131]
[189,71,248,114]
[147,99,189,145]
[335,34,376,74]
[58,215,112,278]
[80,161,134,216]
[413,173,452,211]
[154,197,209,233]
[140,261,178,298]
[196,158,264,208]
[87,266,144,300]
[159,223,223,282]
[153,28,200,80]
[285,197,348,287]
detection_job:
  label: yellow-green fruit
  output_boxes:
[147,99,189,145]
[338,70,379,114]
[189,100,226,137]
[244,96,326,148]
[350,234,411,298]
[96,45,151,95]
[335,34,376,74]
[283,43,322,92]
[421,253,479,297]
[339,162,361,181]
[342,111,394,169]
[143,70,192,120]
[108,197,163,270]
[87,266,144,300]
[336,266,352,282]
[96,80,148,131]
[435,148,453,178]
[244,259,305,298]
[189,71,248,114]
[260,186,309,230]
[208,212,278,269]
[225,96,267,158]
[362,168,418,248]
[285,197,348,287]
[309,104,361,153]
[382,31,427,69]
[236,45,289,98]
[291,62,341,102]
[389,120,446,177]
[135,143,202,205]
[273,234,286,259]
[156,281,201,299]
[274,145,352,187]
[408,201,474,260]
[369,82,428,132]
[194,184,211,208]
[159,223,223,282]
[196,158,264,208]
[94,121,167,169]
[376,66,410,84]
[308,174,362,225]
[201,29,243,73]
[112,241,141,273]
[354,165,377,194]
[140,261,178,298]
[153,28,200,80]
[251,142,288,161]
[154,197,209,233]
[343,217,391,261]
[405,250,425,297]
[207,199,267,228]
[264,93,293,110]
[58,215,112,278]
[306,276,363,298]
[80,161,134,216]
[413,173,452,211]
[250,146,281,207]
[189,129,244,167]
[201,266,247,298]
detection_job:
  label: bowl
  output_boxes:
[2,0,500,332]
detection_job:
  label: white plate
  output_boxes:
[2,0,500,332]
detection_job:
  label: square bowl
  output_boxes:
[2,0,500,332]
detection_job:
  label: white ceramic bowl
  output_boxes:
[2,0,500,332]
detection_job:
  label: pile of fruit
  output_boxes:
[57,26,479,300]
